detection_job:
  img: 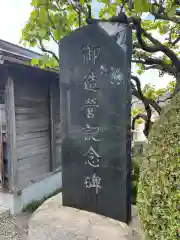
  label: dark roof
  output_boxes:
[0,39,58,75]
[0,39,41,60]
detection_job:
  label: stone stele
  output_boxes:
[28,193,136,240]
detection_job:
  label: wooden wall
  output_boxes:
[51,81,62,169]
[7,65,61,189]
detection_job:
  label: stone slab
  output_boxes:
[60,22,132,223]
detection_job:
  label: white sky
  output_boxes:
[0,0,172,89]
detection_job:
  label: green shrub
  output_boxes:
[137,94,180,240]
[131,159,140,204]
[131,143,146,204]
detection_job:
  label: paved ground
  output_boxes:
[129,206,142,240]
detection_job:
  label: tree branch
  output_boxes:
[49,32,58,44]
[46,11,56,30]
[37,38,59,63]
[69,0,88,16]
[131,100,139,106]
[151,2,180,23]
[132,86,162,115]
[144,64,176,77]
[132,57,176,76]
[54,0,62,11]
[144,65,161,70]
[131,75,155,137]
[157,95,172,103]
[172,35,180,46]
[152,12,180,24]
[132,18,180,69]
[131,75,162,114]
[133,18,163,52]
[131,113,153,137]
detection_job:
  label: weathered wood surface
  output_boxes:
[53,82,62,169]
[14,76,51,188]
[0,127,3,189]
[5,76,17,191]
[10,69,62,189]
[49,83,56,171]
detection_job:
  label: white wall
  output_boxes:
[13,171,62,214]
[0,171,62,214]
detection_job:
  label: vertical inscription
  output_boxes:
[82,124,100,141]
[81,45,100,64]
[84,173,101,194]
[80,45,101,194]
[82,98,99,119]
[84,146,101,168]
[84,70,100,92]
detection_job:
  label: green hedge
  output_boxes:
[131,158,140,204]
[131,143,145,204]
[137,94,180,240]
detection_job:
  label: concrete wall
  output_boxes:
[0,191,13,210]
[0,171,62,214]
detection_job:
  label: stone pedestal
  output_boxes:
[28,193,137,240]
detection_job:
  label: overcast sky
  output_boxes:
[0,0,171,88]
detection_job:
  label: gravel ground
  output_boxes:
[0,213,31,240]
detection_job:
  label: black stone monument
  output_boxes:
[59,22,132,223]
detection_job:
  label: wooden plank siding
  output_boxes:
[5,76,18,191]
[14,76,50,188]
[8,66,62,189]
[48,80,62,171]
[52,81,62,170]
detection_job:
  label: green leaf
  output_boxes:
[31,0,39,6]
[136,118,144,125]
[49,3,59,11]
[30,10,38,19]
[79,0,85,4]
[31,58,40,65]
[136,69,144,75]
[132,108,139,117]
[134,0,150,13]
[167,5,177,18]
[156,88,166,96]
[52,29,60,41]
[38,29,47,38]
[53,12,64,25]
[39,7,47,23]
[97,0,110,3]
[29,39,37,47]
[132,107,145,117]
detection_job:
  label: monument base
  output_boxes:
[28,193,139,240]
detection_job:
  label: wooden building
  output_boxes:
[0,40,62,213]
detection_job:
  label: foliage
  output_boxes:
[131,80,175,128]
[21,0,180,136]
[31,54,58,69]
[21,0,87,68]
[131,143,146,204]
[142,81,176,100]
[21,0,180,80]
[137,93,180,240]
[131,159,139,205]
